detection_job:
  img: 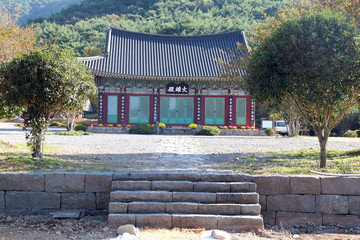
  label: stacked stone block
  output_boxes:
[108,170,264,230]
[0,172,112,214]
[255,175,360,226]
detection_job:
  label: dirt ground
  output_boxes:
[1,214,360,240]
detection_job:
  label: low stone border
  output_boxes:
[1,171,359,227]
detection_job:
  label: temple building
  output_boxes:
[80,27,254,127]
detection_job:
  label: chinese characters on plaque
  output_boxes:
[229,96,233,124]
[98,93,103,121]
[120,93,126,122]
[166,83,189,94]
[196,95,201,123]
[251,99,255,124]
[153,94,158,122]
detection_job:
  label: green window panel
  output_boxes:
[160,97,194,124]
[107,95,118,123]
[236,98,247,125]
[205,97,225,125]
[129,96,149,123]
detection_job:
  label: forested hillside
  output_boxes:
[1,0,81,24]
[32,0,292,57]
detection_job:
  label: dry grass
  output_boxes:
[138,228,204,240]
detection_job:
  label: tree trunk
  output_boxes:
[315,126,330,168]
[31,138,42,160]
[66,112,76,131]
[30,128,44,161]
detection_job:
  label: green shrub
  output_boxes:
[265,128,275,136]
[195,126,220,136]
[53,130,93,136]
[49,121,66,127]
[50,121,62,127]
[129,124,155,134]
[299,130,303,135]
[344,130,358,138]
[75,124,88,132]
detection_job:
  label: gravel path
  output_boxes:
[0,122,359,171]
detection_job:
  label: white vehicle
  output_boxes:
[275,121,288,135]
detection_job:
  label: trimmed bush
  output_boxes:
[265,128,274,136]
[344,130,358,138]
[75,124,88,132]
[129,124,155,134]
[53,130,93,136]
[49,121,66,127]
[195,126,220,136]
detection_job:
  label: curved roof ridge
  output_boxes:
[109,26,244,39]
[80,28,248,78]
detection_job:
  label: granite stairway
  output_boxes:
[108,171,264,231]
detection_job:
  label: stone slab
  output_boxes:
[261,211,276,225]
[128,202,165,213]
[349,196,360,215]
[194,182,230,192]
[108,214,136,228]
[240,204,261,215]
[321,177,360,195]
[173,192,216,203]
[136,214,172,228]
[198,204,241,215]
[45,172,85,193]
[110,191,172,202]
[218,216,264,230]
[61,193,96,210]
[276,211,322,226]
[151,181,194,192]
[6,192,60,209]
[0,173,44,191]
[0,191,4,209]
[84,173,112,192]
[267,195,315,213]
[252,176,289,195]
[111,181,151,191]
[290,176,321,194]
[315,195,348,214]
[323,214,360,226]
[165,202,198,214]
[53,211,81,219]
[109,202,128,213]
[216,193,259,204]
[96,192,110,210]
[259,195,266,211]
[201,172,252,182]
[113,170,201,181]
[230,182,256,192]
[172,214,217,229]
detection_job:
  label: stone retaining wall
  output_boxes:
[0,172,112,214]
[1,172,359,227]
[254,176,360,226]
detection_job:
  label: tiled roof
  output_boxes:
[79,27,248,79]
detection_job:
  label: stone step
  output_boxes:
[113,170,252,182]
[110,191,259,204]
[109,201,261,215]
[108,213,264,230]
[111,180,256,192]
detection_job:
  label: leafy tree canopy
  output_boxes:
[0,0,82,24]
[244,10,360,168]
[0,45,96,159]
[31,0,293,56]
